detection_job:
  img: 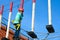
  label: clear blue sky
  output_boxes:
[0,0,60,40]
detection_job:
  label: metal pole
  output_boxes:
[6,2,13,38]
[48,0,52,25]
[31,0,36,31]
[0,5,4,30]
[6,12,12,38]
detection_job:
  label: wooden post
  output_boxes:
[31,0,36,32]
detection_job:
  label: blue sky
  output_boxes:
[0,0,60,40]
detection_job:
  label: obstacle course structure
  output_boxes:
[1,0,60,40]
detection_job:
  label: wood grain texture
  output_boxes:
[0,26,28,40]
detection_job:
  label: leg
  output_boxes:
[13,25,20,40]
